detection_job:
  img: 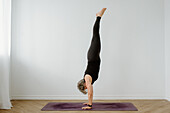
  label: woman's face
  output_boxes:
[84,83,87,89]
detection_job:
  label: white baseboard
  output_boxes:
[11,95,166,100]
[165,96,170,101]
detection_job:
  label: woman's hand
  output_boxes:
[82,106,92,110]
[83,102,89,105]
[82,103,92,110]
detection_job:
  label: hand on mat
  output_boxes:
[82,106,92,110]
[83,102,89,105]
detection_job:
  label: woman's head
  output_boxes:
[77,79,87,94]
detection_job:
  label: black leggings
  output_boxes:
[87,16,101,62]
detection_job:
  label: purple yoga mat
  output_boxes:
[41,102,138,111]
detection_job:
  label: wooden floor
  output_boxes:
[0,99,170,113]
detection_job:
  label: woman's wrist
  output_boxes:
[87,104,92,107]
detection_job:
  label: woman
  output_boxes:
[77,8,107,110]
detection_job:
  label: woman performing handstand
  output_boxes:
[77,8,107,110]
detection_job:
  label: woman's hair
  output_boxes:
[77,79,87,95]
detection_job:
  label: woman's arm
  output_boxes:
[84,75,93,105]
[87,83,93,105]
[82,78,93,110]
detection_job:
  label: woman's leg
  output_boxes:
[87,8,106,62]
[87,16,101,62]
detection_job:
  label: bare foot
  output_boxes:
[96,8,107,17]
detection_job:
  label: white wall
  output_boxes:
[165,0,170,101]
[11,0,165,100]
